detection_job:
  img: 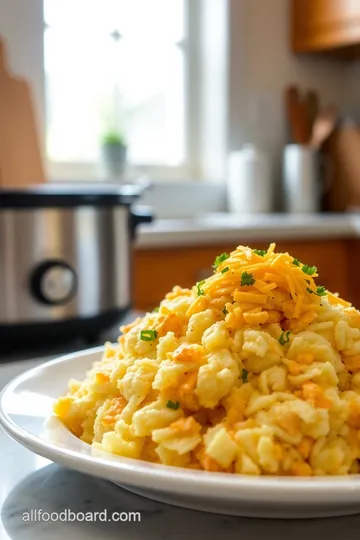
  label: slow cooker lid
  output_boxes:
[0,183,146,208]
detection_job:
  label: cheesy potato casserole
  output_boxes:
[54,244,360,476]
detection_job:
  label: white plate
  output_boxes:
[1,347,360,519]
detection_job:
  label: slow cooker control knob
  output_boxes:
[30,261,77,305]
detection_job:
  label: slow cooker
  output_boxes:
[0,184,152,348]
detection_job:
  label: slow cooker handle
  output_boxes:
[130,206,153,239]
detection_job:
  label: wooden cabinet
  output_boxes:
[134,244,234,313]
[292,0,360,54]
[134,240,354,312]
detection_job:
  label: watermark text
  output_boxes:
[22,509,141,523]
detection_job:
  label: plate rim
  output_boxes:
[1,346,360,499]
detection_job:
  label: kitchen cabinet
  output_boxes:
[134,240,351,312]
[292,0,360,54]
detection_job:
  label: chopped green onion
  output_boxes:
[222,306,228,316]
[166,400,180,410]
[196,280,205,296]
[307,285,327,297]
[253,249,267,257]
[241,369,249,383]
[213,252,230,270]
[241,271,255,287]
[302,264,317,276]
[153,307,160,313]
[279,330,291,345]
[221,266,230,274]
[316,286,327,297]
[292,258,301,266]
[140,329,158,342]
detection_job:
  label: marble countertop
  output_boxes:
[136,213,360,248]
[3,359,360,538]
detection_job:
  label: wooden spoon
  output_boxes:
[304,90,319,141]
[285,85,309,145]
[309,106,338,150]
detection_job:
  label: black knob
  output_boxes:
[30,260,77,306]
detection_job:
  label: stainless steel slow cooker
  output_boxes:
[0,184,152,347]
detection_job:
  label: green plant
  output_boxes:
[101,130,126,146]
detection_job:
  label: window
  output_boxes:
[44,0,187,175]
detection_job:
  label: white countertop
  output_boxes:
[136,213,360,248]
[3,357,360,539]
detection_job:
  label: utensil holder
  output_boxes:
[283,145,320,213]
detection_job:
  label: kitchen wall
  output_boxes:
[0,0,45,150]
[138,181,227,219]
[228,0,359,159]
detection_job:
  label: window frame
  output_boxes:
[44,0,201,182]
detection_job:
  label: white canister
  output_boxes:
[227,145,272,214]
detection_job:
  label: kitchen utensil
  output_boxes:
[304,89,319,137]
[227,145,272,213]
[285,85,309,144]
[309,106,338,150]
[0,37,45,187]
[0,184,152,347]
[283,145,320,213]
[3,347,360,519]
[323,120,360,211]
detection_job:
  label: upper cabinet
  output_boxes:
[292,0,360,55]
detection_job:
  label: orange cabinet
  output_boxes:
[292,0,360,54]
[134,240,354,313]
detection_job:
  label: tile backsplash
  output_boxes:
[137,181,227,219]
